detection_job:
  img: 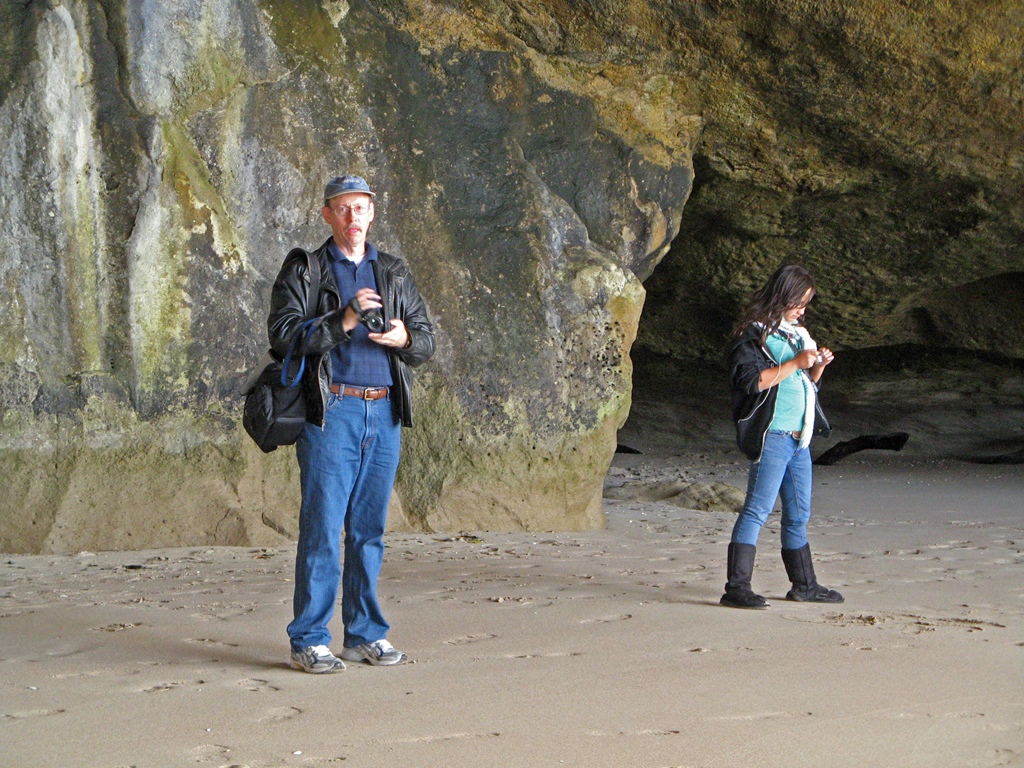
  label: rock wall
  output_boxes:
[0,0,693,552]
[3,0,1021,553]
[628,1,1024,463]
[636,0,1024,361]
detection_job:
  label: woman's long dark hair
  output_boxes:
[732,264,816,339]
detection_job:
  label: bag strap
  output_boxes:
[278,249,324,388]
[782,332,819,388]
[300,248,321,322]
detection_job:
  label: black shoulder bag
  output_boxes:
[242,249,322,453]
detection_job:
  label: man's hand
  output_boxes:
[343,288,382,333]
[369,319,410,348]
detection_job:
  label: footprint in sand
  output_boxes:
[389,732,500,745]
[708,711,812,722]
[788,611,1007,636]
[445,634,497,645]
[238,678,280,692]
[191,743,231,763]
[583,727,681,737]
[580,614,632,624]
[503,651,583,659]
[259,706,302,723]
[184,638,240,648]
[93,622,142,632]
[141,679,205,693]
[42,644,86,659]
[2,709,66,721]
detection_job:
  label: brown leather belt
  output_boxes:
[329,384,389,400]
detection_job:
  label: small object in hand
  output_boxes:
[360,308,386,333]
[815,352,824,364]
[349,297,386,333]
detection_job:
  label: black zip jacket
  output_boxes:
[267,238,435,428]
[727,325,830,461]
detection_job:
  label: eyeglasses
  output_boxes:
[328,203,372,217]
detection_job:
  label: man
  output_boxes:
[268,174,435,673]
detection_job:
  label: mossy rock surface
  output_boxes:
[2,0,1022,551]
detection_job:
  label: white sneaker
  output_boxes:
[289,645,346,673]
[341,639,408,666]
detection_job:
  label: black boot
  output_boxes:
[781,544,844,603]
[720,543,768,609]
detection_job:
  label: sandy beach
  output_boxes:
[2,445,1022,768]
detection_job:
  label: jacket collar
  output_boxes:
[326,238,378,265]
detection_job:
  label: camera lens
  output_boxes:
[362,309,385,333]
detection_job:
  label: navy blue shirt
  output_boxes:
[327,240,393,388]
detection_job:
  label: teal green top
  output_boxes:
[765,332,807,432]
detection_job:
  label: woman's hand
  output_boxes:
[808,347,834,382]
[812,347,834,368]
[759,349,814,390]
[794,349,819,369]
[758,348,833,391]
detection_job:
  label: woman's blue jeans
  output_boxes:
[287,392,401,652]
[730,431,812,550]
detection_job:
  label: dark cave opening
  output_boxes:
[618,235,1024,464]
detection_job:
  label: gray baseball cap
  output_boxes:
[323,174,375,203]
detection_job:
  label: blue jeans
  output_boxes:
[287,392,401,652]
[730,431,812,550]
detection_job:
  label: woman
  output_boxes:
[722,264,844,609]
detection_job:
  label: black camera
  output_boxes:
[360,308,386,333]
[349,297,386,333]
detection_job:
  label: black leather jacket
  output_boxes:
[728,326,778,461]
[267,238,435,428]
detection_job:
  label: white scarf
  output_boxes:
[777,320,817,450]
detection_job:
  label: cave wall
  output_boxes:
[0,0,694,553]
[635,0,1024,362]
[2,0,1022,553]
[629,0,1024,462]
